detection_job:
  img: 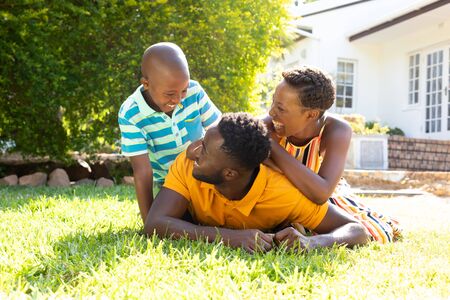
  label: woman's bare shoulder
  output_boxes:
[322,113,352,146]
[324,113,352,134]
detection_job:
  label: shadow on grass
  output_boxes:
[17,227,148,294]
[0,185,135,210]
[163,236,354,284]
[17,227,353,294]
[16,219,356,294]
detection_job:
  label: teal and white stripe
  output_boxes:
[118,80,221,183]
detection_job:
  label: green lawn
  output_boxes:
[1,186,449,299]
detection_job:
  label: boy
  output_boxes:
[118,42,221,223]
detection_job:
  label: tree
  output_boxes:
[0,0,290,158]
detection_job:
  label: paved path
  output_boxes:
[361,195,450,232]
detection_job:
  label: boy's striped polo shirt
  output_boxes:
[118,80,221,183]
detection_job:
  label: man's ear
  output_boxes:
[140,77,149,89]
[222,168,239,181]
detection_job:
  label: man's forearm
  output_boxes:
[145,215,234,244]
[312,222,369,248]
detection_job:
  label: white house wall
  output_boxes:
[377,19,450,139]
[277,0,413,119]
[271,0,450,139]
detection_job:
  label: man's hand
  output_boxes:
[223,229,274,254]
[274,227,319,251]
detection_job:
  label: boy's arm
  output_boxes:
[119,112,153,223]
[274,204,370,249]
[145,187,274,253]
[130,154,154,223]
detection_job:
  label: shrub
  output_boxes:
[341,114,389,135]
[387,127,405,136]
[0,0,290,158]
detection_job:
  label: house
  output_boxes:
[269,0,450,140]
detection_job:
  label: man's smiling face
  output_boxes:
[191,127,230,185]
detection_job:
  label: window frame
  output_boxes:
[335,59,356,112]
[408,53,420,106]
[424,49,444,134]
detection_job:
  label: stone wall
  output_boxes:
[388,136,450,171]
[0,153,132,184]
[343,169,450,197]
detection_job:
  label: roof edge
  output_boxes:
[349,0,450,42]
[299,0,374,18]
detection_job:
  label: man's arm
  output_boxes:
[275,204,370,250]
[145,187,274,253]
[130,154,154,223]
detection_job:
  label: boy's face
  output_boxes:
[141,69,189,113]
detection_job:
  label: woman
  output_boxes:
[264,66,401,243]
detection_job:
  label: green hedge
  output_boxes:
[0,0,289,158]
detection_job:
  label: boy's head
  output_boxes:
[192,113,271,184]
[140,42,190,113]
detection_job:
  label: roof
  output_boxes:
[348,0,450,41]
[290,0,373,18]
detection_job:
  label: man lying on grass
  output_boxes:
[145,113,369,253]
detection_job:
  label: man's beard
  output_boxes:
[192,170,224,185]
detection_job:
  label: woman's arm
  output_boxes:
[269,117,352,204]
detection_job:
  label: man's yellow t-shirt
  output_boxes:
[163,151,328,231]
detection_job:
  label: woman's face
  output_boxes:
[269,80,312,137]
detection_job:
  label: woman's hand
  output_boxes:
[262,158,283,173]
[262,115,281,143]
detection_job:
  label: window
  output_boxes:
[448,48,450,131]
[425,50,443,133]
[408,54,420,105]
[336,60,355,109]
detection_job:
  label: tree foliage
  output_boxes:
[0,0,290,158]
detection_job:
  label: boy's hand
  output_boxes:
[186,139,202,160]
